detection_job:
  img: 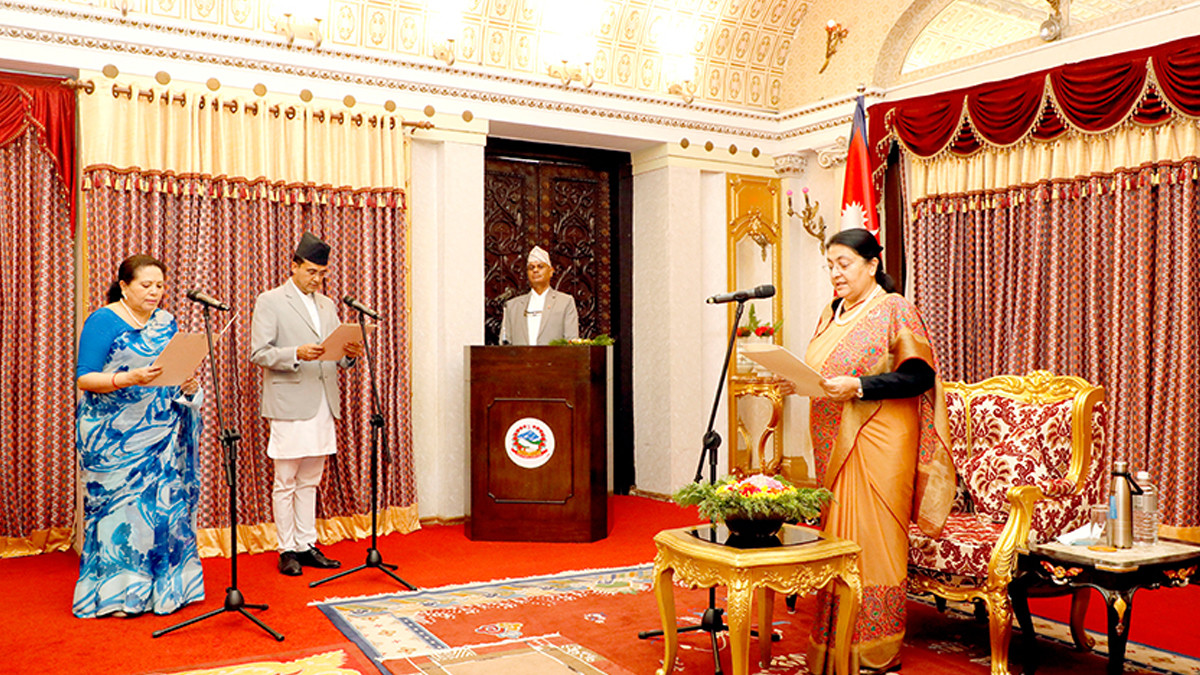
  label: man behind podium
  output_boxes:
[500,245,580,345]
[250,232,362,577]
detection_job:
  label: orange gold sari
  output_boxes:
[804,292,954,674]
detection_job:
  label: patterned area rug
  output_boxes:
[315,564,1200,675]
[146,648,372,675]
[315,565,654,674]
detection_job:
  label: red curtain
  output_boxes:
[907,166,1200,528]
[869,35,1200,169]
[0,74,76,557]
[83,170,415,548]
[0,74,75,224]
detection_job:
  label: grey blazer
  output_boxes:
[500,288,580,345]
[249,280,354,420]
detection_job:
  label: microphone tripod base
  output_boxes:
[308,548,417,590]
[152,586,283,642]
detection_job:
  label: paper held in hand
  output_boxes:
[738,343,825,398]
[149,317,235,386]
[319,323,377,360]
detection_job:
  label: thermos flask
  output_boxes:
[1109,461,1143,549]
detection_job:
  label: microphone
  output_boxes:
[706,284,776,304]
[185,289,230,311]
[343,295,381,319]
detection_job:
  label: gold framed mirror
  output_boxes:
[725,174,785,478]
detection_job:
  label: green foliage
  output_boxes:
[672,475,833,524]
[548,333,615,346]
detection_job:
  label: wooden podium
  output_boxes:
[467,345,610,542]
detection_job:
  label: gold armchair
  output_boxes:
[907,371,1106,675]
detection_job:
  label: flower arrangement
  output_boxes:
[672,473,832,525]
[735,304,783,339]
[548,334,615,346]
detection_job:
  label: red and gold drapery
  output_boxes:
[869,34,1200,169]
[0,73,77,558]
[0,74,75,223]
[872,36,1200,532]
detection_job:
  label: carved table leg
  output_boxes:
[832,574,858,675]
[1100,587,1136,675]
[758,587,775,668]
[653,565,678,675]
[1009,572,1038,674]
[726,583,754,675]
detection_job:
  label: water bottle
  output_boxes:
[1109,461,1142,549]
[1133,470,1159,545]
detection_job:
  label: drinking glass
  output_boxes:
[1089,504,1109,546]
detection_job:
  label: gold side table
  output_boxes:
[651,524,862,675]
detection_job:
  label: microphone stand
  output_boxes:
[154,305,283,642]
[310,306,416,590]
[636,298,774,674]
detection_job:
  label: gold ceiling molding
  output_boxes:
[20,0,811,110]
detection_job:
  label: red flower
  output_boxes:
[754,325,774,337]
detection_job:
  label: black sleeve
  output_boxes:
[860,358,935,400]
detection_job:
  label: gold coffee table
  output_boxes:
[651,524,862,675]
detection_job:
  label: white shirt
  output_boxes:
[289,277,321,336]
[525,287,548,345]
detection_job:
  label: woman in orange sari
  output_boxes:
[805,229,955,674]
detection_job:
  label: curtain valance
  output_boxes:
[78,72,407,193]
[869,35,1200,166]
[0,74,75,221]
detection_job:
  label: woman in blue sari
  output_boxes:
[73,254,205,618]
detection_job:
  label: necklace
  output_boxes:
[833,285,882,326]
[118,297,148,328]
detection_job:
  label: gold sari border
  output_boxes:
[0,527,74,558]
[197,505,421,558]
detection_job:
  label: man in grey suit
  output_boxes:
[500,245,580,346]
[250,232,362,576]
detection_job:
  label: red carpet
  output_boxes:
[1,495,1197,674]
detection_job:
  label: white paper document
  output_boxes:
[739,343,826,398]
[319,323,377,360]
[149,318,234,386]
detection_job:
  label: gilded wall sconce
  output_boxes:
[819,20,848,74]
[547,61,594,88]
[787,188,826,253]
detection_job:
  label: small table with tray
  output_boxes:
[1010,538,1200,675]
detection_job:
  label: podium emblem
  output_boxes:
[504,417,556,469]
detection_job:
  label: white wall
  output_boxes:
[631,161,731,495]
[409,137,485,520]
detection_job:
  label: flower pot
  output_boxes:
[723,516,784,541]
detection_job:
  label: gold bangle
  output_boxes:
[111,372,120,389]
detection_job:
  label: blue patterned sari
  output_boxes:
[73,308,205,618]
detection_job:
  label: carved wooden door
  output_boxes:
[484,157,612,345]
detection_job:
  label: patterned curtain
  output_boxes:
[83,172,415,555]
[77,73,415,556]
[0,75,76,558]
[907,165,1200,529]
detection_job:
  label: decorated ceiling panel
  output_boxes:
[53,0,812,110]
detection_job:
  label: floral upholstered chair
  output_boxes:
[907,371,1106,675]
